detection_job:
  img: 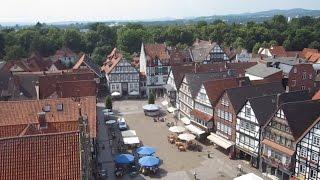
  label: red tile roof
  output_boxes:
[307,53,320,63]
[144,43,170,61]
[262,139,295,156]
[73,54,87,69]
[0,131,81,180]
[203,77,250,106]
[38,71,96,99]
[101,48,123,73]
[190,109,213,122]
[312,90,320,100]
[0,96,96,138]
[269,46,287,57]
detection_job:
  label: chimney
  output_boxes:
[224,62,228,69]
[273,54,276,59]
[295,53,299,59]
[37,112,47,129]
[35,81,40,100]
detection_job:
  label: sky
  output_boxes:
[0,0,320,23]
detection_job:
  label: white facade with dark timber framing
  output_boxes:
[107,59,140,96]
[192,84,213,129]
[178,77,193,119]
[236,101,261,167]
[295,119,320,180]
[165,69,178,107]
[139,43,171,97]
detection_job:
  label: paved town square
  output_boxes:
[97,99,267,180]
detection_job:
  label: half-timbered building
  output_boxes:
[260,100,320,180]
[236,91,310,169]
[294,115,320,180]
[209,82,284,157]
[178,71,235,122]
[188,39,230,64]
[139,43,171,97]
[101,48,140,96]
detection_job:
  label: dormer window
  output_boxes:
[57,103,63,111]
[42,105,51,112]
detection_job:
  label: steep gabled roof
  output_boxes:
[73,54,102,78]
[226,82,284,113]
[281,100,320,140]
[248,95,278,126]
[101,48,123,74]
[189,39,218,62]
[249,90,311,126]
[144,43,170,60]
[269,46,287,57]
[184,71,235,98]
[203,77,251,107]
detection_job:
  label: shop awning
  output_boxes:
[167,107,177,113]
[121,130,137,138]
[185,124,205,136]
[181,117,191,125]
[123,137,140,145]
[207,133,234,149]
[262,139,295,156]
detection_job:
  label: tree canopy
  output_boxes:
[0,15,319,62]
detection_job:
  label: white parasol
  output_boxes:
[169,126,186,133]
[111,91,121,97]
[178,133,196,141]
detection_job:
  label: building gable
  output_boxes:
[238,101,258,124]
[195,84,211,106]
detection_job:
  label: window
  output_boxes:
[301,86,306,90]
[299,164,306,174]
[245,107,251,117]
[302,72,307,79]
[313,135,320,146]
[292,80,296,87]
[311,152,318,162]
[310,169,317,180]
[217,122,221,130]
[300,147,307,158]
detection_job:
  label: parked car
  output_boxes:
[118,117,127,130]
[97,169,107,179]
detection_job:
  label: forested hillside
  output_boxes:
[0,15,319,65]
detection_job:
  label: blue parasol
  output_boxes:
[114,154,134,164]
[138,156,160,167]
[136,146,156,156]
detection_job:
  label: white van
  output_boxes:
[118,117,127,130]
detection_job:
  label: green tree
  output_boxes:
[252,42,261,54]
[117,27,146,54]
[105,96,113,110]
[4,45,27,60]
[148,92,155,104]
[308,41,320,50]
[0,33,5,59]
[91,45,112,66]
[63,29,84,52]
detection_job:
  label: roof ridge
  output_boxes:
[0,130,80,140]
